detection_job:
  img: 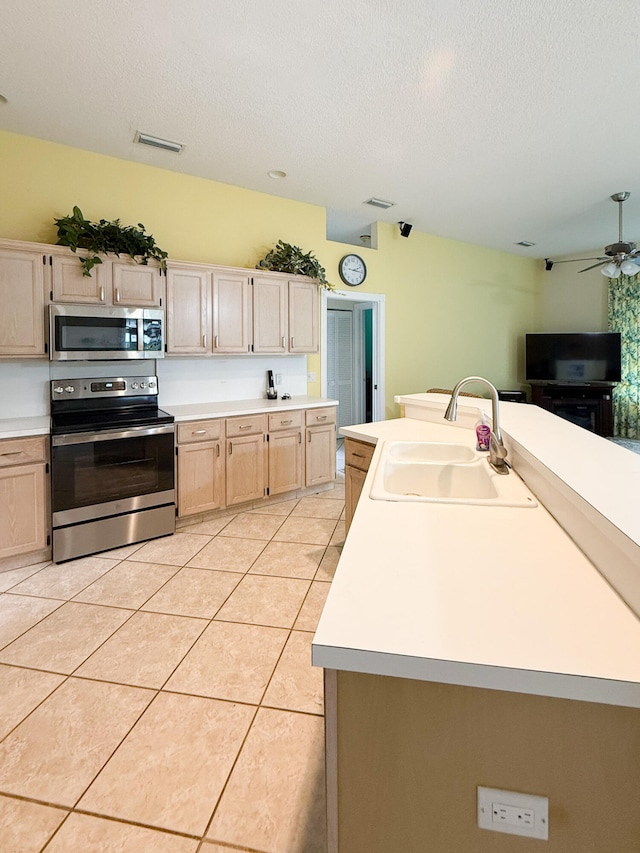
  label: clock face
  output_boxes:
[338,254,367,286]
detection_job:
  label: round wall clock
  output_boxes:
[338,254,367,286]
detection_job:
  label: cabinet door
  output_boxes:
[0,463,47,559]
[51,252,109,303]
[268,429,303,495]
[0,247,46,357]
[345,465,367,534]
[213,271,251,353]
[253,276,287,353]
[289,279,319,353]
[177,440,225,516]
[112,260,164,307]
[305,423,336,486]
[226,433,266,505]
[166,266,211,354]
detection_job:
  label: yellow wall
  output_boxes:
[0,130,541,415]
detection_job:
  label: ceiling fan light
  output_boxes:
[601,262,620,278]
[620,259,639,276]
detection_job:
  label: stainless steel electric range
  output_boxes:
[50,375,175,563]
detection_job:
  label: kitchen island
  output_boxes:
[313,394,640,853]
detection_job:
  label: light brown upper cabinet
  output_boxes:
[289,278,319,354]
[166,263,211,354]
[166,262,320,356]
[0,244,47,357]
[212,270,252,353]
[51,251,164,307]
[252,275,288,353]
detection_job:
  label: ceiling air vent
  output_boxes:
[364,197,395,209]
[134,132,184,154]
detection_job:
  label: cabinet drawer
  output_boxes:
[305,407,336,426]
[268,410,303,432]
[0,436,48,468]
[177,419,224,444]
[344,438,374,472]
[226,414,267,437]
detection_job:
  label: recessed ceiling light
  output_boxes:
[515,240,536,247]
[364,197,395,209]
[267,170,287,179]
[134,131,183,154]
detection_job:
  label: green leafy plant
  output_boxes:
[54,205,168,276]
[256,240,334,289]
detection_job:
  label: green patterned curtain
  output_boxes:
[608,274,640,437]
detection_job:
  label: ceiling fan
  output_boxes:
[545,192,640,277]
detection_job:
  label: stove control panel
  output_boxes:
[50,376,158,401]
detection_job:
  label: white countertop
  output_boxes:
[313,401,640,708]
[164,396,338,421]
[0,416,50,440]
[0,398,338,437]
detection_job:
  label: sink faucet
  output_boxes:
[443,376,510,475]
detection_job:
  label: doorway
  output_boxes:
[321,290,386,473]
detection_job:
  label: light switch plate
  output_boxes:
[478,786,548,840]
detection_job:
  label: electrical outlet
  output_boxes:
[275,373,283,385]
[477,786,548,840]
[307,371,316,382]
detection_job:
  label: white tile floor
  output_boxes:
[0,479,345,853]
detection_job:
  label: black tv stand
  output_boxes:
[530,384,614,437]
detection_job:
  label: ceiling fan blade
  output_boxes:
[545,257,606,265]
[578,260,607,273]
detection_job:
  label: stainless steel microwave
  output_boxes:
[49,304,164,361]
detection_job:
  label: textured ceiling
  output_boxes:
[2,0,640,259]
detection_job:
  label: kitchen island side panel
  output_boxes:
[335,670,640,853]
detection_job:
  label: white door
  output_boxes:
[327,308,356,428]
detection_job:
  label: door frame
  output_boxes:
[321,289,386,422]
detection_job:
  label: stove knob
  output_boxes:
[148,379,156,388]
[65,386,75,394]
[140,382,147,389]
[131,382,139,390]
[53,385,64,395]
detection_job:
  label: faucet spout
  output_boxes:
[443,376,509,474]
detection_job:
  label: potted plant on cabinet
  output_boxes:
[256,240,334,289]
[54,205,168,276]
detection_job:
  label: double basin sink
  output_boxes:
[369,441,537,508]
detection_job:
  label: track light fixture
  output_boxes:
[398,221,413,238]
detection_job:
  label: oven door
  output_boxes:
[51,424,175,526]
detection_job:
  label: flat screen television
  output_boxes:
[525,332,621,384]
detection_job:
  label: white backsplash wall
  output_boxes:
[0,361,51,418]
[0,356,309,419]
[156,356,309,406]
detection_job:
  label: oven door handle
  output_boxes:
[52,423,175,446]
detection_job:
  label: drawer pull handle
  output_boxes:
[290,336,295,348]
[0,451,23,457]
[215,335,219,348]
[193,429,207,435]
[282,336,285,348]
[100,286,105,302]
[217,443,220,457]
[353,452,366,458]
[281,419,292,425]
[203,334,207,348]
[239,425,251,430]
[115,287,120,303]
[316,415,327,421]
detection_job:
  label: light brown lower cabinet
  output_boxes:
[344,437,375,533]
[225,414,268,506]
[268,411,304,495]
[176,419,226,517]
[305,407,337,487]
[176,405,337,517]
[0,436,48,560]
